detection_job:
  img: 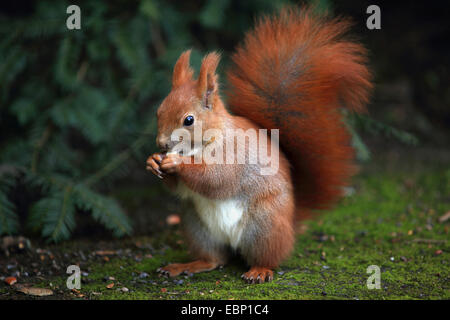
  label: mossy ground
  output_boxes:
[1,157,449,300]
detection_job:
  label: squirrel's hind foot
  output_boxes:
[241,267,274,284]
[157,260,220,277]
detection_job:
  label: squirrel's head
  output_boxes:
[156,50,225,154]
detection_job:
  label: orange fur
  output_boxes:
[196,52,221,100]
[227,7,372,214]
[242,267,274,284]
[158,260,220,277]
[172,50,194,88]
[150,6,372,281]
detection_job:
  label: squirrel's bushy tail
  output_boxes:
[227,6,372,215]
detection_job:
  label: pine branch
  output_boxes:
[31,123,53,173]
[350,113,419,146]
[54,36,82,90]
[0,46,26,101]
[83,124,153,187]
[348,124,371,162]
[26,172,132,239]
[30,186,76,243]
[74,184,132,237]
[0,177,19,236]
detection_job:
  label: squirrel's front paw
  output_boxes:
[159,153,183,174]
[146,153,165,178]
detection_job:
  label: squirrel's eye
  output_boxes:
[183,115,194,126]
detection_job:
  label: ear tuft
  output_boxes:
[197,52,221,105]
[172,50,194,88]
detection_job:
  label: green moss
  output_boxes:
[8,166,447,300]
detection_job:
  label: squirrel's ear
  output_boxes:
[197,52,220,109]
[172,50,194,88]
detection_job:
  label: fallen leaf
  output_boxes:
[166,214,181,225]
[438,211,450,223]
[5,277,17,286]
[16,286,53,297]
[95,250,117,256]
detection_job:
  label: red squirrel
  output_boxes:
[146,6,372,283]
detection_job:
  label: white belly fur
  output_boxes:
[176,182,245,249]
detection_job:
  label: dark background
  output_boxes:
[0,0,449,241]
